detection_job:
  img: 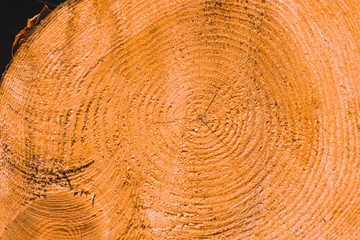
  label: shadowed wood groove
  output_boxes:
[1,0,360,239]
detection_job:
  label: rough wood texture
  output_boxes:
[1,0,360,239]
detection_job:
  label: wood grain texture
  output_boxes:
[1,0,360,239]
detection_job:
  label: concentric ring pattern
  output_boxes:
[1,0,360,239]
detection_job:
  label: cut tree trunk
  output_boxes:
[1,0,360,239]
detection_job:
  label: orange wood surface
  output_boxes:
[1,0,360,239]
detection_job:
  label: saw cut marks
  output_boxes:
[1,0,360,239]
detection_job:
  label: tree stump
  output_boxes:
[1,0,360,239]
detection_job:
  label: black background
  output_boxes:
[0,0,65,76]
